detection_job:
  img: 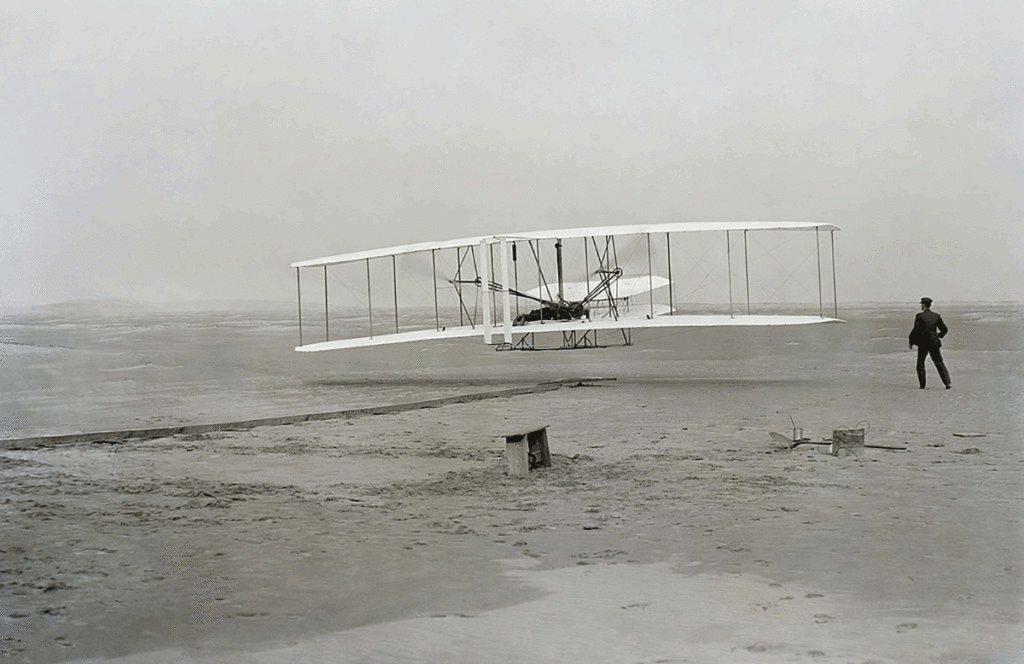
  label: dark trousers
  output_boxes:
[916,346,951,388]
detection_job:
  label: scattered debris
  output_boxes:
[831,427,865,456]
[770,418,906,452]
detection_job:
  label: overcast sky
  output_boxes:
[3,0,1022,307]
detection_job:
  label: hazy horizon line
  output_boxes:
[3,296,1021,314]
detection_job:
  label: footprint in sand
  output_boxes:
[896,622,917,633]
[813,613,833,623]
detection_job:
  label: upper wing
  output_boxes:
[290,221,840,268]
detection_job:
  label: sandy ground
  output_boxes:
[2,349,1023,663]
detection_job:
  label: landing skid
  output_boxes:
[495,328,633,351]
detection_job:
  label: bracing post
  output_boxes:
[555,239,564,302]
[455,247,464,327]
[480,238,492,343]
[830,230,838,319]
[490,242,498,322]
[533,240,544,322]
[392,254,399,333]
[726,230,734,317]
[513,242,520,318]
[500,237,512,343]
[584,237,591,298]
[816,227,823,318]
[646,233,654,317]
[665,232,674,315]
[432,249,439,330]
[324,265,330,342]
[743,230,750,315]
[296,267,303,347]
[366,258,373,338]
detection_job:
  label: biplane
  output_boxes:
[291,221,842,352]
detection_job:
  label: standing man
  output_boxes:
[908,297,952,389]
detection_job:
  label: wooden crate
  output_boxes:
[504,426,551,477]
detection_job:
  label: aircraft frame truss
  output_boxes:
[291,221,843,352]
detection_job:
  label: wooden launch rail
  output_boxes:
[0,379,612,451]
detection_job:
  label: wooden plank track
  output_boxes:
[0,379,610,451]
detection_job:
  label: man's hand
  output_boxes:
[909,343,914,350]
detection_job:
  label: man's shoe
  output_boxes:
[945,385,952,389]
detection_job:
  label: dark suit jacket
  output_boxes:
[909,309,948,348]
